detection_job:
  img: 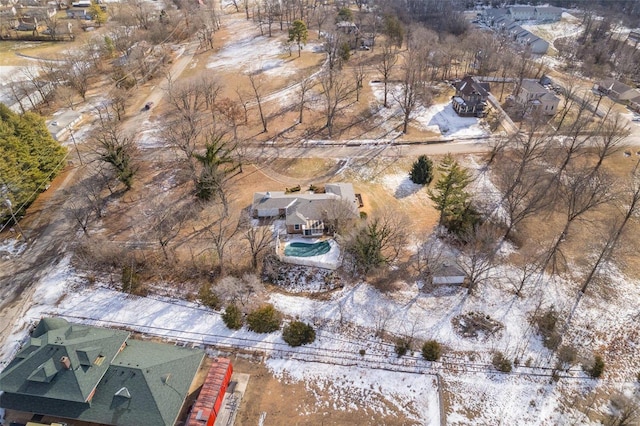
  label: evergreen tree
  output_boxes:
[88,1,107,26]
[409,155,434,185]
[282,321,316,346]
[222,304,243,330]
[288,20,308,57]
[0,104,66,223]
[247,304,282,333]
[428,154,478,236]
[193,134,240,202]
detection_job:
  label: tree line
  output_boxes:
[0,104,66,225]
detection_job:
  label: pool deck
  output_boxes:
[278,237,341,270]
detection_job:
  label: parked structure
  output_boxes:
[451,76,490,117]
[515,79,560,115]
[186,358,233,426]
[0,318,205,426]
[252,183,360,237]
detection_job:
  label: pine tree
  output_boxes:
[193,134,240,202]
[0,104,66,223]
[409,155,434,185]
[428,154,478,235]
[288,20,308,57]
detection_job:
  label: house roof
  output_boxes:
[0,318,205,426]
[253,183,359,225]
[455,76,489,98]
[520,79,549,95]
[535,6,562,15]
[509,5,534,14]
[0,320,130,403]
[540,92,560,102]
[600,78,634,95]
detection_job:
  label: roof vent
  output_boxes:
[265,191,271,199]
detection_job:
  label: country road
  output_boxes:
[0,40,202,356]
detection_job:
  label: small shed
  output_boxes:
[432,263,466,285]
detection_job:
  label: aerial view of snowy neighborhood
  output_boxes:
[1,0,640,424]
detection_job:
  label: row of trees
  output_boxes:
[0,104,66,224]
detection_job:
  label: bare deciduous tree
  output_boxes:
[375,42,397,108]
[248,73,268,133]
[320,70,353,138]
[455,224,500,293]
[242,215,273,270]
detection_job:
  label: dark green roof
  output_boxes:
[0,318,130,403]
[0,318,205,426]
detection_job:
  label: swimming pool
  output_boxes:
[284,241,331,257]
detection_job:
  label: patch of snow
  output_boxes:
[266,358,440,424]
[413,102,490,138]
[369,82,489,138]
[381,173,424,199]
[0,237,27,259]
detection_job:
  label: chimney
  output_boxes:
[265,191,271,198]
[60,356,71,370]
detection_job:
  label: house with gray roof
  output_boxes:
[252,182,360,237]
[508,5,535,20]
[0,317,205,426]
[516,79,560,115]
[596,79,640,102]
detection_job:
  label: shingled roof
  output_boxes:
[0,318,205,426]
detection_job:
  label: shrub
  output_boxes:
[586,354,605,378]
[409,155,434,185]
[492,352,513,373]
[534,307,561,350]
[395,338,411,358]
[421,340,442,361]
[198,283,221,310]
[222,304,243,330]
[359,211,368,220]
[359,349,366,356]
[282,321,316,347]
[557,345,577,367]
[247,304,282,333]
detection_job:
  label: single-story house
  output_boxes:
[0,317,205,426]
[451,75,490,117]
[516,79,560,115]
[252,182,360,237]
[596,79,639,102]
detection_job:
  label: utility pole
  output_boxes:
[4,199,28,243]
[69,129,83,165]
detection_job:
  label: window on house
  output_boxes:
[294,224,300,230]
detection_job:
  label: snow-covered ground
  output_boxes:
[3,176,639,424]
[522,12,583,44]
[369,82,490,139]
[206,17,321,78]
